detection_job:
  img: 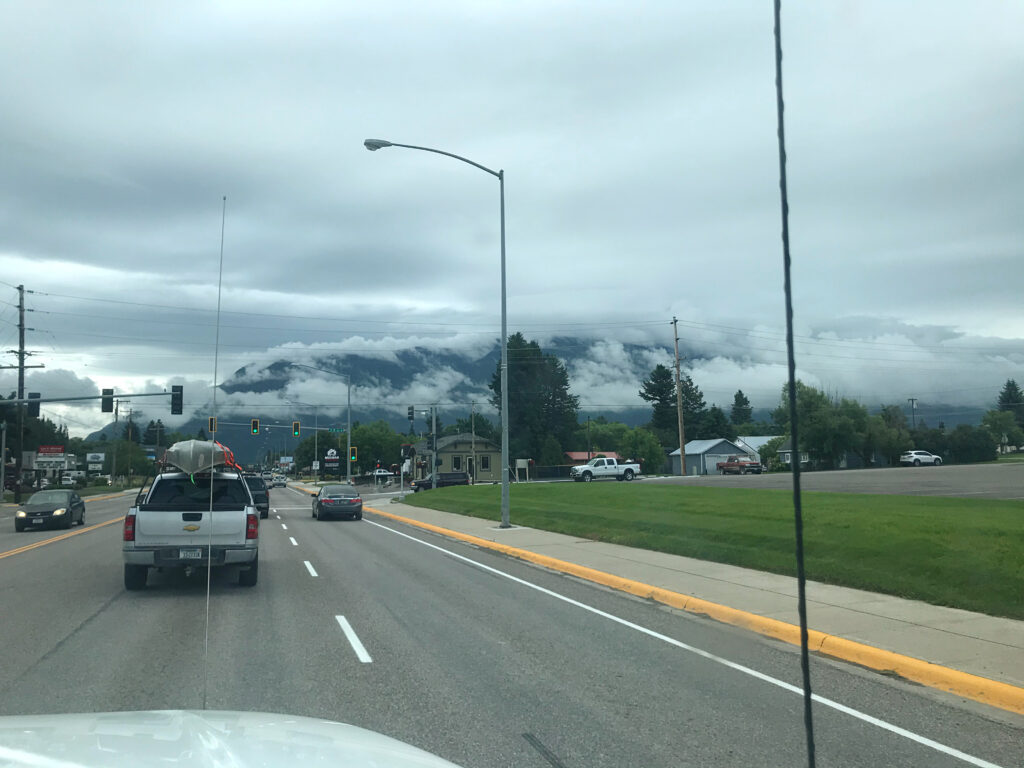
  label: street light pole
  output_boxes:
[364,138,511,527]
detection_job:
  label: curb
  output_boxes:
[364,504,1024,717]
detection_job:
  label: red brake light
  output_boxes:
[246,513,259,539]
[123,514,136,542]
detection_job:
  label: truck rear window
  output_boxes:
[146,477,251,508]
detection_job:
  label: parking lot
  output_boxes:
[645,461,1024,500]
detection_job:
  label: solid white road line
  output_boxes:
[303,560,318,577]
[363,519,1005,768]
[289,537,297,546]
[335,615,373,663]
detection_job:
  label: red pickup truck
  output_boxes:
[716,456,762,475]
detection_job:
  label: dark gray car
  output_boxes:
[15,489,86,531]
[313,484,362,520]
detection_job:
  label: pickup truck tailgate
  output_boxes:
[134,508,249,547]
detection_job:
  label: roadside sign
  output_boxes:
[88,463,103,471]
[312,460,320,470]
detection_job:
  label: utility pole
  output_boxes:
[907,398,918,429]
[587,415,591,460]
[672,317,687,475]
[111,400,119,486]
[470,402,476,485]
[431,405,438,489]
[1,421,7,500]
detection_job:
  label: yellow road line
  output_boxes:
[365,504,1024,717]
[0,516,124,561]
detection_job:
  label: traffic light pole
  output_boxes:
[432,406,437,490]
[346,380,352,486]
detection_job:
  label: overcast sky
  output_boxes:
[1,1,1022,436]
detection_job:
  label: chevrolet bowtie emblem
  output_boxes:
[183,524,200,531]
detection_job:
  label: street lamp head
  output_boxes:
[363,139,393,151]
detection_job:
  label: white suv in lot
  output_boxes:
[900,450,943,466]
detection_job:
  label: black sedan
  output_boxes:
[243,475,271,519]
[15,490,86,531]
[313,484,362,521]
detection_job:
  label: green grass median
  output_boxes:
[402,483,1024,619]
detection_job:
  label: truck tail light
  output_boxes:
[123,514,136,542]
[246,513,259,539]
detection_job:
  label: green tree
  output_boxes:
[730,390,752,425]
[196,427,208,440]
[981,410,1023,450]
[946,424,997,464]
[538,435,563,466]
[639,364,677,442]
[857,415,911,466]
[350,420,403,474]
[758,435,787,472]
[490,333,579,459]
[619,427,667,475]
[772,382,867,469]
[997,379,1024,427]
[694,405,735,441]
[450,413,498,443]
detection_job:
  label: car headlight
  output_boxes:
[52,508,66,516]
[15,510,26,518]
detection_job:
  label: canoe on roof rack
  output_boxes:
[162,440,238,475]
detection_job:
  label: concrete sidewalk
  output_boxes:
[345,491,1023,692]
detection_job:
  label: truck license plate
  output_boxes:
[179,548,203,560]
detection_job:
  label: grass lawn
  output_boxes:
[402,483,1024,620]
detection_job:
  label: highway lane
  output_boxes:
[0,484,1020,767]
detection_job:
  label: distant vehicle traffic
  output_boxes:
[569,457,640,482]
[716,456,762,475]
[410,472,470,491]
[271,475,286,488]
[900,450,943,466]
[14,489,86,531]
[243,474,271,519]
[313,484,362,520]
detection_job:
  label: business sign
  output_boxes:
[279,456,293,466]
[38,445,65,456]
[86,452,105,463]
[88,463,103,471]
[323,447,340,470]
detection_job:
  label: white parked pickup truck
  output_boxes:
[569,457,641,482]
[122,469,259,590]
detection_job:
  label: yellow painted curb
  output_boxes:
[365,504,1024,717]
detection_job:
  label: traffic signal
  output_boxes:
[375,460,381,469]
[350,446,357,462]
[251,419,259,435]
[292,421,300,437]
[208,416,217,433]
[170,385,183,415]
[102,388,114,413]
[27,392,40,418]
[407,405,414,420]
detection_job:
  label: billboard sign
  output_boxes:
[278,456,293,466]
[86,452,105,463]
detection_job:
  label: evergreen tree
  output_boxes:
[639,364,677,439]
[730,390,752,425]
[490,332,579,459]
[997,379,1024,427]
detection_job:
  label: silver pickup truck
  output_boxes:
[122,469,259,590]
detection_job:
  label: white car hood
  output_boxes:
[0,710,465,768]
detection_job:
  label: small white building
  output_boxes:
[669,439,748,476]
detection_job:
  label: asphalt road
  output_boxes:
[1,486,1021,767]
[645,461,1024,500]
